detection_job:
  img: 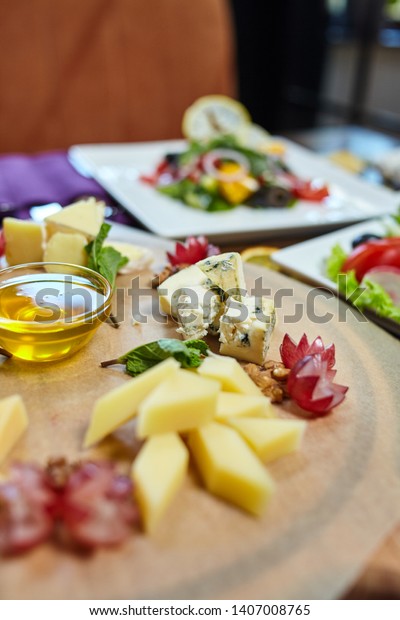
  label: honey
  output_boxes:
[0,265,112,362]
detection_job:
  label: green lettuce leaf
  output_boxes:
[326,243,400,323]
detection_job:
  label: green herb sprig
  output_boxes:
[85,223,129,289]
[101,338,209,376]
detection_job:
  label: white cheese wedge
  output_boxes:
[103,241,153,274]
[45,198,105,239]
[219,296,276,365]
[197,354,262,396]
[189,422,275,516]
[157,264,209,316]
[196,252,246,299]
[43,231,88,266]
[3,218,44,266]
[226,418,306,463]
[132,433,189,533]
[84,358,180,447]
[137,369,219,438]
[0,395,29,464]
[216,392,275,421]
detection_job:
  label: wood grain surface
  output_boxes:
[1,228,400,600]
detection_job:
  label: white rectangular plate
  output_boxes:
[69,139,399,242]
[272,217,400,336]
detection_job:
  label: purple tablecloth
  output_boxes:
[0,150,109,209]
[0,150,138,226]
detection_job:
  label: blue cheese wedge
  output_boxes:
[196,252,246,300]
[219,296,276,365]
[176,285,224,340]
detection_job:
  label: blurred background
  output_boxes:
[0,0,399,153]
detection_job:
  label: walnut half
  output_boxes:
[244,360,290,403]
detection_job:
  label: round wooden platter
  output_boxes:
[0,242,400,600]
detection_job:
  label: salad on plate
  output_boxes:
[326,211,400,324]
[141,96,329,212]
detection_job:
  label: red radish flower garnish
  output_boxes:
[61,461,138,549]
[287,354,348,416]
[280,333,335,369]
[167,236,220,267]
[0,464,57,555]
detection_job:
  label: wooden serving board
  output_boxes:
[1,226,400,600]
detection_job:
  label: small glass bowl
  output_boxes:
[0,262,112,362]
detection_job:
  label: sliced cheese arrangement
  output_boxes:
[84,352,306,531]
[158,251,276,365]
[1,198,153,274]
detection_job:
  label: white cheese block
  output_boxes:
[157,264,209,316]
[45,198,105,239]
[103,241,153,274]
[219,296,276,365]
[196,252,247,299]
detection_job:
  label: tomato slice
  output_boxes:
[291,179,329,202]
[342,237,400,281]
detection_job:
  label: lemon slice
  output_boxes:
[241,246,281,271]
[182,95,251,141]
[234,123,271,150]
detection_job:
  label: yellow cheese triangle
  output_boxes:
[216,392,275,421]
[84,358,180,448]
[132,433,189,533]
[189,422,275,516]
[0,395,29,464]
[226,417,306,462]
[45,198,105,239]
[137,369,219,438]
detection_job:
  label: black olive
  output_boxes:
[165,153,180,167]
[351,233,382,249]
[248,185,293,208]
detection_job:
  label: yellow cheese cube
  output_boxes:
[189,422,274,516]
[132,433,189,532]
[216,392,275,422]
[84,358,180,447]
[45,198,105,239]
[197,355,262,396]
[0,395,29,464]
[3,218,44,265]
[137,370,219,438]
[43,231,88,266]
[226,417,306,463]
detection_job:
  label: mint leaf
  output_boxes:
[85,223,128,287]
[112,338,209,377]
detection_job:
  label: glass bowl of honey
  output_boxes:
[0,262,113,362]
